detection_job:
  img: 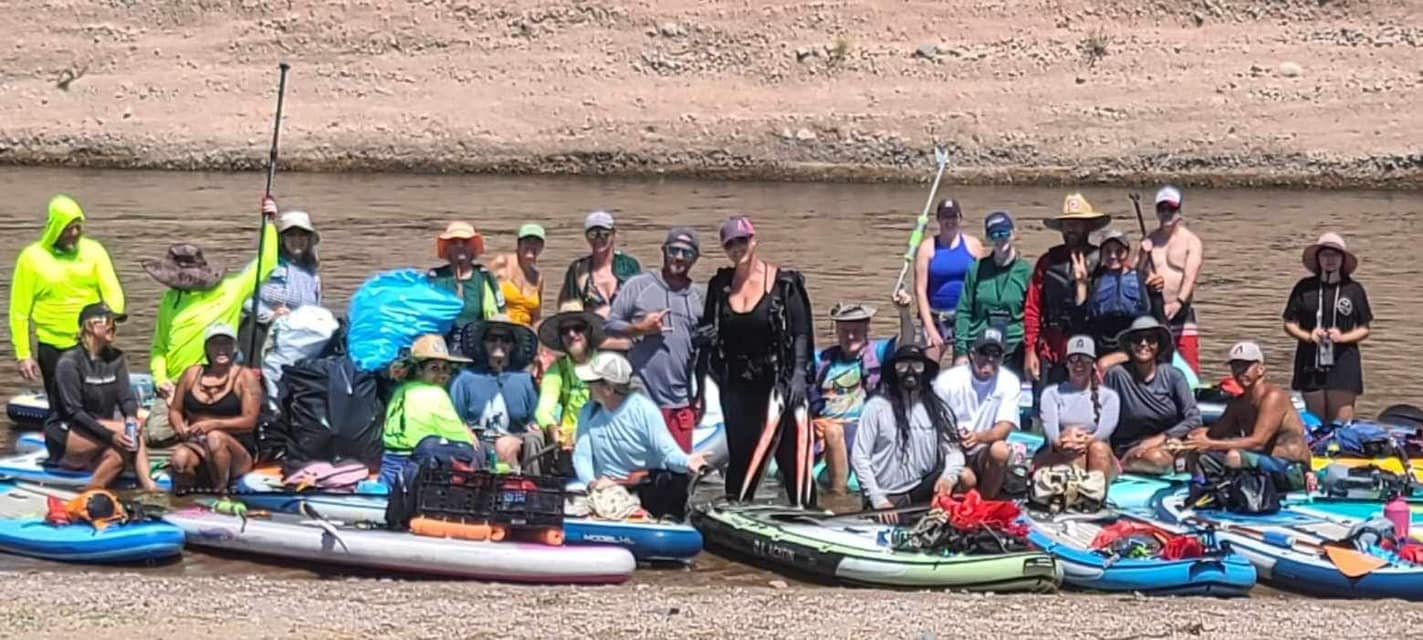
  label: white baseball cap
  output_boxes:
[1227,341,1264,364]
[584,210,616,231]
[1067,335,1096,359]
[1155,186,1183,208]
[575,351,633,385]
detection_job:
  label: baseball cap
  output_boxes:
[1098,228,1130,248]
[575,351,634,385]
[972,327,1006,356]
[517,223,546,240]
[77,302,124,329]
[205,323,238,342]
[985,210,1015,238]
[719,216,756,245]
[1067,335,1096,359]
[1227,341,1264,364]
[663,227,700,254]
[584,210,615,231]
[936,199,962,218]
[1155,186,1182,209]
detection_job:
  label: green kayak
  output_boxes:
[692,503,1062,591]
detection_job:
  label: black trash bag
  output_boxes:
[262,355,385,470]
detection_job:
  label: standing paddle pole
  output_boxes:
[892,147,950,295]
[1129,192,1167,320]
[247,62,291,362]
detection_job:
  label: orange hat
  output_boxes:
[436,221,485,259]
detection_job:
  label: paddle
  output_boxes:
[246,62,292,362]
[1129,192,1168,322]
[891,147,951,296]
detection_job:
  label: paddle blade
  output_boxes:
[794,403,812,507]
[1324,545,1389,579]
[738,389,785,502]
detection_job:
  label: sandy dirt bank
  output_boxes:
[2,571,1422,639]
[0,1,1419,188]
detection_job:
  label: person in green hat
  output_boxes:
[9,195,126,411]
[489,223,546,328]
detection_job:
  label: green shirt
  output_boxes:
[150,222,278,387]
[382,380,474,453]
[535,353,595,446]
[427,264,504,327]
[954,254,1031,358]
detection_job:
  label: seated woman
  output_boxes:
[44,303,159,491]
[851,344,964,524]
[1035,335,1121,480]
[572,352,707,521]
[168,324,263,493]
[380,334,478,486]
[450,315,542,472]
[1102,317,1201,475]
[535,302,604,454]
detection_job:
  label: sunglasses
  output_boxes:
[1130,335,1158,347]
[484,333,515,345]
[562,323,589,335]
[893,360,926,375]
[988,229,1013,241]
[665,246,697,260]
[972,349,1004,361]
[1067,354,1094,366]
[422,361,452,373]
[722,237,749,251]
[585,228,613,241]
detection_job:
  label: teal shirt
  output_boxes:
[954,255,1031,358]
[572,392,690,483]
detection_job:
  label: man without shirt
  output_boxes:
[1141,186,1204,374]
[1185,341,1311,491]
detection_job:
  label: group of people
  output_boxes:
[7,185,1372,518]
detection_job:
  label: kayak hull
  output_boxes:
[164,508,635,584]
[1025,513,1255,596]
[693,503,1061,591]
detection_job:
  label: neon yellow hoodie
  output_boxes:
[150,222,278,387]
[8,196,126,360]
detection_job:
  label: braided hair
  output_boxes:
[879,350,960,458]
[1089,367,1102,428]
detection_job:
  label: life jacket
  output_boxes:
[1088,270,1147,321]
[45,490,128,531]
[1040,246,1099,331]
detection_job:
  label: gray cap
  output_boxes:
[205,323,237,342]
[663,227,700,253]
[1067,335,1096,358]
[1227,341,1265,364]
[972,327,1006,355]
[584,210,615,231]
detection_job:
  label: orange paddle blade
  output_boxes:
[1324,545,1389,579]
[739,389,785,502]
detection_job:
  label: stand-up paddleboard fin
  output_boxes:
[739,388,785,502]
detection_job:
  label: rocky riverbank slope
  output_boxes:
[1,0,1419,188]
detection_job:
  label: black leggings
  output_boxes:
[721,378,815,507]
[37,342,65,406]
[634,470,692,521]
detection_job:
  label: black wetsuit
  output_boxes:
[43,345,138,460]
[697,265,815,506]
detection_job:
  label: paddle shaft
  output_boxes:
[1129,192,1168,321]
[892,148,950,295]
[247,62,291,361]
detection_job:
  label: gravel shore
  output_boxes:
[2,571,1421,639]
[1,1,1419,188]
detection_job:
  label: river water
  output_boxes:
[0,167,1419,582]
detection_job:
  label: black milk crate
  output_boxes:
[414,467,566,527]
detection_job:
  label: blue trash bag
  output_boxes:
[347,270,464,372]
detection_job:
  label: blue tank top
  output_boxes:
[927,235,975,311]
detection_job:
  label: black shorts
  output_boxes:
[1292,345,1364,395]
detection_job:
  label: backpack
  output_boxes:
[1088,270,1147,321]
[1311,423,1405,459]
[1188,453,1281,514]
[262,355,385,470]
[1029,465,1107,513]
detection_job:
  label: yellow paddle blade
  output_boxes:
[1324,545,1389,579]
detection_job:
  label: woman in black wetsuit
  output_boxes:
[696,216,816,507]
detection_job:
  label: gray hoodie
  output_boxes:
[604,271,705,408]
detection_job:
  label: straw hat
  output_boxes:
[409,334,472,363]
[1044,193,1111,232]
[537,301,606,352]
[1301,232,1357,275]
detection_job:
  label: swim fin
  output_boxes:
[739,388,785,502]
[794,402,814,507]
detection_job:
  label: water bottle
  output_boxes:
[124,418,140,452]
[1385,497,1411,540]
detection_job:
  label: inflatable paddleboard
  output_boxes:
[0,482,183,564]
[164,507,635,583]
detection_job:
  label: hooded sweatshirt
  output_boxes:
[150,223,278,387]
[9,197,125,359]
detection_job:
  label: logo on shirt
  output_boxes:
[83,375,117,385]
[1335,296,1354,317]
